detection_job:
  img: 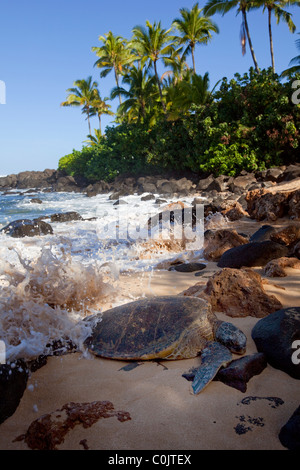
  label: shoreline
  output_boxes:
[0,168,299,450]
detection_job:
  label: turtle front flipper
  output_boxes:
[192,342,232,395]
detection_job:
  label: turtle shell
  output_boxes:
[84,296,216,360]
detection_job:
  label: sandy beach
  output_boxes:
[0,249,299,451]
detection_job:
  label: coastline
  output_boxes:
[0,165,299,451]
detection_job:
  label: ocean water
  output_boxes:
[0,188,213,363]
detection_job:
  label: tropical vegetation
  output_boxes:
[59,2,300,182]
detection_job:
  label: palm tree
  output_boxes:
[61,76,99,134]
[84,129,103,146]
[110,65,159,123]
[88,91,114,134]
[92,32,136,105]
[131,21,177,114]
[203,0,260,73]
[172,3,219,74]
[166,71,219,118]
[252,0,296,72]
[281,32,300,76]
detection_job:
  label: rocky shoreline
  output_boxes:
[0,163,300,450]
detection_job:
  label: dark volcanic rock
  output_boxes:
[1,219,53,237]
[183,353,267,392]
[279,405,300,450]
[251,307,300,379]
[30,198,43,204]
[169,262,206,273]
[50,212,83,223]
[249,225,277,243]
[0,360,29,424]
[217,240,289,268]
[215,353,267,392]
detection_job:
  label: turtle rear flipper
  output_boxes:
[192,342,232,395]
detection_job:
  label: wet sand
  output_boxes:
[0,253,299,450]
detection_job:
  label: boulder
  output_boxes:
[203,229,248,262]
[279,405,300,451]
[1,219,53,237]
[182,267,282,318]
[251,307,300,379]
[270,224,300,247]
[169,262,206,273]
[141,194,155,201]
[215,353,267,392]
[264,257,300,277]
[196,174,215,191]
[0,360,29,424]
[228,174,257,194]
[183,353,268,393]
[249,225,277,243]
[220,201,249,221]
[30,198,43,204]
[217,240,289,269]
[50,212,83,223]
[246,178,300,221]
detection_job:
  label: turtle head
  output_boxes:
[215,321,247,355]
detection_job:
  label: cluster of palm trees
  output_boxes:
[61,1,299,140]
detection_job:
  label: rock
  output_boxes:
[281,164,300,182]
[30,198,43,204]
[246,178,300,221]
[155,198,167,204]
[215,353,267,392]
[228,174,257,193]
[141,194,155,201]
[183,353,267,392]
[264,168,283,182]
[203,229,248,262]
[50,212,83,223]
[0,360,29,424]
[279,405,300,451]
[217,240,289,269]
[182,267,282,318]
[196,174,215,191]
[1,219,53,237]
[289,190,300,219]
[220,201,249,221]
[169,262,206,273]
[251,307,300,379]
[113,199,128,206]
[140,182,157,194]
[264,257,300,277]
[293,241,300,259]
[249,225,277,243]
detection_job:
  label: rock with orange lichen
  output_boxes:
[203,229,248,261]
[181,268,282,318]
[245,178,300,221]
[263,257,300,277]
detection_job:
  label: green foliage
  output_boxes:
[59,68,300,180]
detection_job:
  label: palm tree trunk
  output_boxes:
[86,106,91,135]
[191,46,196,74]
[268,7,275,72]
[154,61,167,114]
[98,113,101,134]
[114,67,122,105]
[242,9,260,73]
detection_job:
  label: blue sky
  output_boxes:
[0,0,299,175]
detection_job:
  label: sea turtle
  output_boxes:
[84,296,247,394]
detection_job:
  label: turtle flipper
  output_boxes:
[192,342,232,395]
